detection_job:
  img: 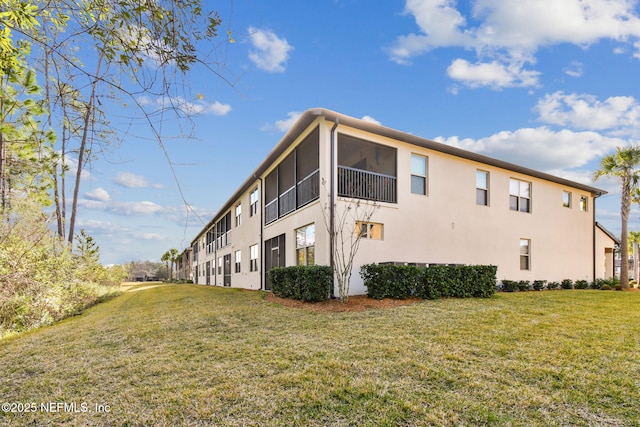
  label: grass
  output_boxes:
[1,283,639,426]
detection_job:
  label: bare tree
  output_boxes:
[321,179,378,302]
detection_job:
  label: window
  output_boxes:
[250,188,259,217]
[510,179,531,213]
[356,221,383,240]
[296,224,315,266]
[520,239,530,270]
[579,195,588,212]
[411,154,427,195]
[235,203,242,227]
[250,244,259,272]
[235,250,241,273]
[563,191,572,208]
[218,257,222,275]
[476,170,489,206]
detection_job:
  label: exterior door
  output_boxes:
[205,261,211,285]
[223,254,231,287]
[264,234,286,290]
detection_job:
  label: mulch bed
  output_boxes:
[264,293,421,312]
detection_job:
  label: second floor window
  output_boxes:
[510,179,531,213]
[411,154,428,195]
[250,188,259,216]
[563,191,572,208]
[476,170,489,206]
[235,203,242,227]
[579,195,588,212]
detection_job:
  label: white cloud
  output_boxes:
[261,111,302,133]
[247,27,293,72]
[563,61,583,78]
[78,199,167,216]
[137,95,231,116]
[84,187,111,202]
[535,91,640,135]
[388,0,640,88]
[435,126,623,171]
[114,172,163,189]
[361,115,382,125]
[446,58,541,89]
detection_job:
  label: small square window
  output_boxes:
[356,221,384,240]
[579,196,588,212]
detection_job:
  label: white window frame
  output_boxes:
[250,244,259,272]
[296,224,316,266]
[356,221,384,240]
[520,239,531,271]
[476,170,489,206]
[250,187,259,217]
[410,154,428,195]
[235,250,241,273]
[510,178,531,213]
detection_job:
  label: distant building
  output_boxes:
[190,109,617,295]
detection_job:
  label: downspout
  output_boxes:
[257,175,264,290]
[330,118,339,298]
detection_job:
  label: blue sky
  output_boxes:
[74,0,640,265]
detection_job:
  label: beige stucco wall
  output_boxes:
[331,122,598,295]
[595,226,617,280]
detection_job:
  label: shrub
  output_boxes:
[590,278,604,290]
[574,280,589,289]
[361,264,496,300]
[601,284,612,290]
[501,280,518,292]
[561,279,574,290]
[547,281,560,290]
[517,280,531,291]
[269,265,332,303]
[532,280,546,291]
[417,265,497,299]
[360,264,420,300]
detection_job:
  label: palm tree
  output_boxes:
[595,145,640,288]
[161,251,171,281]
[168,248,179,282]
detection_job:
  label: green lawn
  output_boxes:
[1,284,639,426]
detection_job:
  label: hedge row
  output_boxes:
[500,278,619,292]
[268,265,333,302]
[360,264,497,300]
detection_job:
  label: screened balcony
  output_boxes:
[337,134,397,203]
[265,128,320,224]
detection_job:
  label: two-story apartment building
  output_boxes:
[190,108,617,295]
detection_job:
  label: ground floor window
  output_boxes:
[235,250,241,273]
[357,221,384,240]
[296,224,315,265]
[250,244,259,272]
[520,239,530,270]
